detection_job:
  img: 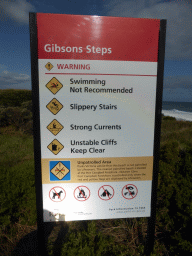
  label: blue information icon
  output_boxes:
[49,161,71,181]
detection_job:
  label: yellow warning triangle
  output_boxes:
[47,119,64,136]
[45,62,53,71]
[50,162,70,180]
[46,98,63,115]
[46,77,63,95]
[47,139,64,155]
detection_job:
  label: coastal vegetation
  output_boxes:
[0,89,192,255]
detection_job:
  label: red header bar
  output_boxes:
[37,13,160,62]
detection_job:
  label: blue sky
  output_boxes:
[0,0,191,102]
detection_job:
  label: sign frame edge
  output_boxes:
[144,18,167,255]
[29,12,50,256]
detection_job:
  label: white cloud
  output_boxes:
[137,2,192,60]
[164,75,192,90]
[162,75,192,101]
[105,0,192,60]
[2,70,9,75]
[0,0,35,24]
[0,70,31,89]
[163,87,192,102]
[0,64,8,73]
[104,0,162,17]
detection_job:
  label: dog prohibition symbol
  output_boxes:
[52,190,63,199]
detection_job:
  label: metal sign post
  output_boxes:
[144,19,167,255]
[29,13,166,255]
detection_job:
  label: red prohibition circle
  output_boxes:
[98,185,114,200]
[49,186,66,202]
[74,186,90,201]
[122,184,138,200]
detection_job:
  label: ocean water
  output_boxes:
[162,101,192,122]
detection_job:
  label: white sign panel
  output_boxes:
[35,13,161,221]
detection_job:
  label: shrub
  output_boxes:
[21,100,33,112]
[0,106,33,132]
[157,147,192,255]
[20,120,33,135]
[0,107,10,127]
[160,140,179,165]
[60,221,119,256]
[163,116,176,121]
[0,89,32,108]
[0,160,36,228]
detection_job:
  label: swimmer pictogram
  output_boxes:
[46,77,63,94]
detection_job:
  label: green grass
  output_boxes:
[161,118,192,148]
[0,126,36,252]
[0,127,34,168]
[0,89,32,108]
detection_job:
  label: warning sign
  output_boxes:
[98,185,114,200]
[30,12,166,222]
[46,98,63,115]
[50,161,70,181]
[122,184,138,200]
[45,62,53,71]
[47,119,64,136]
[49,186,66,202]
[74,186,90,201]
[46,77,63,94]
[47,139,64,155]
